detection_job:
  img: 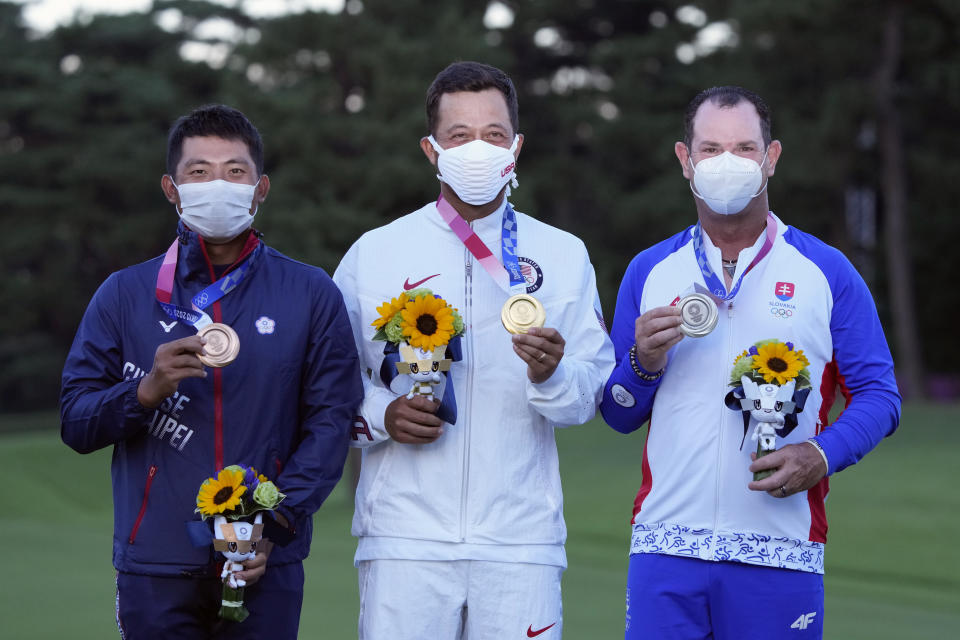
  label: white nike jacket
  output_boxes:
[333,200,615,567]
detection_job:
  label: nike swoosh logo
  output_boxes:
[527,623,556,637]
[403,274,440,290]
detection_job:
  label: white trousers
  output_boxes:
[357,559,563,640]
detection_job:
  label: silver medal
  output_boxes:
[677,293,718,338]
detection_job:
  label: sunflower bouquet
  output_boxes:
[729,339,811,389]
[727,339,812,480]
[195,465,285,622]
[371,287,464,350]
[371,288,465,420]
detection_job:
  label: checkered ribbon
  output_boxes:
[155,237,260,330]
[436,195,526,293]
[692,212,777,301]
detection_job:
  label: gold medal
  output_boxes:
[197,322,240,367]
[501,294,546,334]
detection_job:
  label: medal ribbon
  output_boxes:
[692,212,777,300]
[436,195,526,293]
[155,238,257,330]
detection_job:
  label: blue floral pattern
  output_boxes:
[630,522,824,574]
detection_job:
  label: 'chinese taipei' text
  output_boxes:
[122,361,195,451]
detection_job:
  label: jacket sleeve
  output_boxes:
[332,241,394,448]
[272,276,364,527]
[809,253,901,474]
[600,254,663,434]
[525,241,615,426]
[60,273,153,454]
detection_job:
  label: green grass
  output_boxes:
[2,403,958,639]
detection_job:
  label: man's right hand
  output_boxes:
[634,306,684,373]
[384,395,444,444]
[137,336,207,408]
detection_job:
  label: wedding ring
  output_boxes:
[537,352,546,362]
[779,486,787,498]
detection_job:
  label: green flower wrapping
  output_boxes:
[219,585,249,622]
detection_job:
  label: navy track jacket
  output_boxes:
[61,224,363,577]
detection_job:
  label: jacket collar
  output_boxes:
[425,196,509,237]
[175,221,263,286]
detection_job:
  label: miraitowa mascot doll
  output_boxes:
[213,513,263,622]
[194,466,285,623]
[725,340,812,481]
[397,343,451,403]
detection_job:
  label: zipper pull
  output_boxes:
[727,302,735,318]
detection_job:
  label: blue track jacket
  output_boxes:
[61,224,362,577]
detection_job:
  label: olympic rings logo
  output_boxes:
[770,307,793,318]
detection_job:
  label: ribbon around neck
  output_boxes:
[693,213,777,301]
[435,195,526,294]
[155,238,258,330]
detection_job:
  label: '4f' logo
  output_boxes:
[790,612,817,631]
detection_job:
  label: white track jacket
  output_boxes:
[334,199,615,568]
[600,214,901,574]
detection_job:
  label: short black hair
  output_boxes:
[683,86,772,148]
[426,61,519,137]
[166,104,264,176]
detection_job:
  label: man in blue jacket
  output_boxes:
[60,104,363,639]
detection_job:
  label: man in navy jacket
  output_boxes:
[60,104,362,639]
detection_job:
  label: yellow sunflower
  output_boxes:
[751,342,806,385]
[371,293,409,329]
[196,467,247,517]
[400,294,455,351]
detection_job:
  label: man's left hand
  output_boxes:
[234,538,274,586]
[512,327,564,384]
[748,442,827,498]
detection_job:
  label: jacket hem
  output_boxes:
[630,521,824,574]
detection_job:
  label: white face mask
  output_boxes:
[689,151,768,215]
[428,135,519,206]
[175,178,259,243]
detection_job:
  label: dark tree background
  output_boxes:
[2,0,956,412]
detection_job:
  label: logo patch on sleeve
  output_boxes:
[611,384,636,407]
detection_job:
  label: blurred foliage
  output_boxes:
[1,0,956,411]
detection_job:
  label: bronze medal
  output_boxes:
[501,294,546,335]
[197,322,240,367]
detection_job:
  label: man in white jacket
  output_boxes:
[333,61,614,639]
